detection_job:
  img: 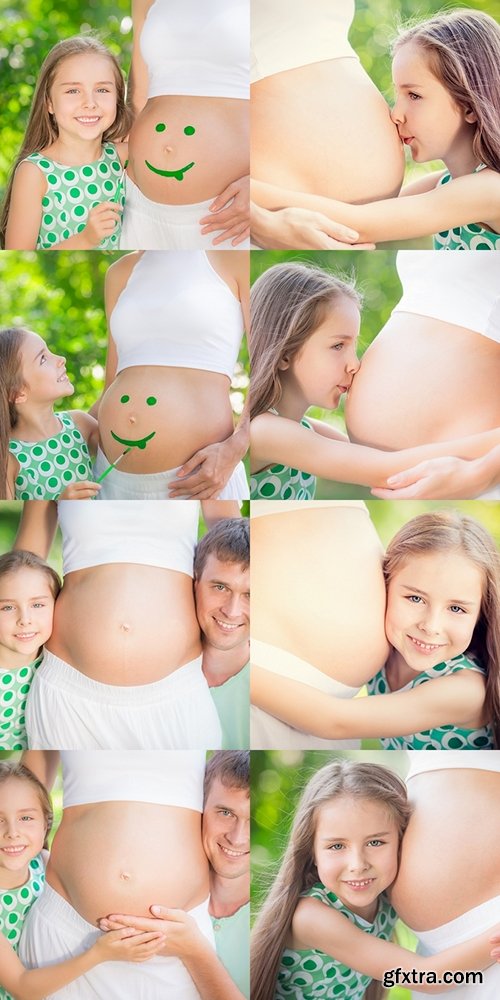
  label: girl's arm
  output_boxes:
[88,252,138,420]
[0,926,165,1000]
[4,162,45,250]
[13,501,58,559]
[250,413,500,485]
[293,898,497,995]
[129,0,153,116]
[250,666,486,741]
[251,169,500,244]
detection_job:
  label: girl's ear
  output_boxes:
[464,108,477,124]
[278,355,290,371]
[13,386,28,405]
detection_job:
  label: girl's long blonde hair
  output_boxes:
[251,759,411,1000]
[0,327,29,499]
[384,510,500,747]
[250,263,361,420]
[0,35,131,247]
[393,9,500,172]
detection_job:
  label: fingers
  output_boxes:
[207,180,240,213]
[60,481,101,500]
[370,482,427,500]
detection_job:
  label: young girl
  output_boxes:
[250,263,500,499]
[0,327,100,500]
[1,35,130,250]
[0,550,60,751]
[0,761,166,1000]
[251,759,500,1000]
[251,511,500,750]
[252,9,500,249]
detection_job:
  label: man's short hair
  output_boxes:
[204,751,250,803]
[194,518,249,579]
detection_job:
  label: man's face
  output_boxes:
[203,777,250,880]
[195,554,250,652]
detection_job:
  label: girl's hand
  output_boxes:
[99,907,201,959]
[199,175,249,246]
[81,203,122,248]
[251,203,375,250]
[59,480,101,500]
[91,928,166,963]
[371,456,483,500]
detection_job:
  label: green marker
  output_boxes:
[96,447,131,483]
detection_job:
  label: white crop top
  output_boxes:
[141,0,250,100]
[407,750,500,780]
[393,251,500,343]
[58,500,198,576]
[251,0,358,83]
[61,751,205,809]
[250,500,368,518]
[110,252,244,379]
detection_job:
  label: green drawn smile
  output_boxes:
[145,160,195,181]
[111,429,156,450]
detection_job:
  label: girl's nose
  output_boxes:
[390,99,404,126]
[56,354,66,366]
[348,849,368,872]
[419,611,441,636]
[346,352,361,376]
[17,608,32,626]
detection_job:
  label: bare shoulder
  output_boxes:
[114,141,129,165]
[71,410,98,439]
[105,251,142,305]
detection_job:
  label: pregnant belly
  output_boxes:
[391,771,500,929]
[346,315,500,449]
[251,58,404,201]
[128,96,249,204]
[47,566,201,684]
[251,506,388,686]
[98,368,234,472]
[47,803,208,925]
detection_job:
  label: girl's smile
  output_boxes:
[313,796,399,922]
[385,550,483,676]
[391,42,478,176]
[0,778,46,889]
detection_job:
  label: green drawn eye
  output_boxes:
[155,123,166,133]
[146,396,157,406]
[184,125,195,136]
[120,394,130,403]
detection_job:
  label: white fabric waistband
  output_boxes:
[39,650,204,706]
[412,894,500,948]
[251,639,360,697]
[95,447,248,500]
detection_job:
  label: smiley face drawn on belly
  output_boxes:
[111,394,158,449]
[144,123,197,181]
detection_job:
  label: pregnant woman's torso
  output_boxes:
[128,0,249,204]
[251,0,404,200]
[251,505,388,686]
[391,769,500,929]
[99,251,244,472]
[346,253,500,448]
[46,502,201,684]
[47,753,209,925]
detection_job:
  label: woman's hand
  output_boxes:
[99,907,202,959]
[370,455,488,500]
[199,175,250,246]
[168,439,241,499]
[250,202,375,250]
[59,480,101,500]
[91,927,166,964]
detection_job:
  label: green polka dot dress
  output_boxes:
[9,411,93,500]
[276,882,397,999]
[250,417,316,500]
[433,166,500,250]
[25,144,124,249]
[0,655,42,750]
[0,853,45,1000]
[367,653,494,750]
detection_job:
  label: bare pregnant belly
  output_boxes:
[346,315,500,448]
[47,803,208,925]
[47,565,201,684]
[128,96,249,204]
[98,367,234,472]
[251,505,388,686]
[391,771,500,929]
[251,59,404,201]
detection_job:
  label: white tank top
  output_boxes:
[251,0,358,83]
[110,252,244,378]
[61,751,205,809]
[58,500,198,575]
[407,750,500,780]
[393,251,500,342]
[141,0,250,99]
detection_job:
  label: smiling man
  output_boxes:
[194,518,250,748]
